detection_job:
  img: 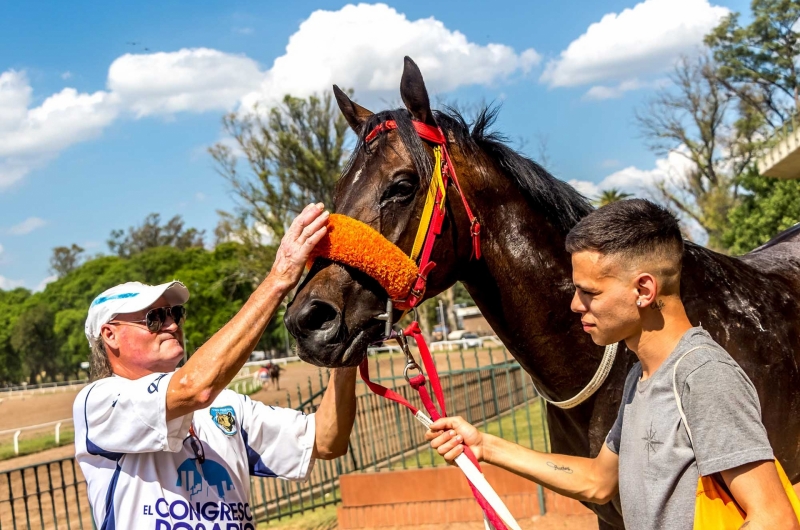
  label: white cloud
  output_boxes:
[0,275,24,290]
[61,71,73,80]
[108,49,264,117]
[0,243,3,255]
[583,78,668,100]
[8,216,46,235]
[233,27,254,35]
[1,4,538,189]
[34,275,57,292]
[240,3,540,108]
[0,70,118,188]
[570,147,696,199]
[541,0,728,89]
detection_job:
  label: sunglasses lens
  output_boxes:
[171,305,186,327]
[146,307,166,332]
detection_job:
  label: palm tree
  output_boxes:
[596,188,633,207]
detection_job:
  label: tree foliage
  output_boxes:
[209,92,351,244]
[596,189,633,207]
[723,170,800,254]
[108,213,204,258]
[705,0,800,126]
[50,244,85,278]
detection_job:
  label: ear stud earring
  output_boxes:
[636,301,642,307]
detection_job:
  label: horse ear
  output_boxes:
[400,56,434,125]
[333,85,373,132]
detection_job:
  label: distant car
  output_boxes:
[249,351,266,362]
[446,330,483,347]
[460,333,482,348]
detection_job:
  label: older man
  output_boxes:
[73,204,353,530]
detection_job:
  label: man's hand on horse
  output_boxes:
[271,203,329,290]
[426,416,485,464]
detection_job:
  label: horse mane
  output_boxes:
[346,105,593,234]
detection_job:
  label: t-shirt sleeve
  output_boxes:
[605,396,624,454]
[76,373,192,456]
[238,394,316,481]
[680,361,774,476]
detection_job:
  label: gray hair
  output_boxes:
[89,336,113,381]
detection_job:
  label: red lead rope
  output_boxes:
[358,323,508,530]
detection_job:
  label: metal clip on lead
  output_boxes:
[376,299,393,338]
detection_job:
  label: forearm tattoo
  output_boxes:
[546,461,573,474]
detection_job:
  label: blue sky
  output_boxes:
[0,0,750,290]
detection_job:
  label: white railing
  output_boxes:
[0,379,88,399]
[367,344,402,355]
[0,418,75,455]
[429,335,502,351]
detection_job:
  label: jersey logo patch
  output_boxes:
[210,406,237,436]
[176,458,236,499]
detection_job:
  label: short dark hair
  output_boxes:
[566,199,684,291]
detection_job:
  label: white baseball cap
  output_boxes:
[85,281,190,343]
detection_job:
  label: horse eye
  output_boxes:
[380,176,418,205]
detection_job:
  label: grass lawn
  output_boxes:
[0,429,75,461]
[395,399,550,469]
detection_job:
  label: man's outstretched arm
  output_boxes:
[427,415,619,504]
[166,203,329,421]
[312,367,358,460]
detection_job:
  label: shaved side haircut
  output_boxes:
[565,199,684,295]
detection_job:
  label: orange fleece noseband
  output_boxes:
[308,214,419,301]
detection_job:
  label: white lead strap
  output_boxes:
[413,411,522,530]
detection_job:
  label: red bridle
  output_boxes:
[364,119,481,309]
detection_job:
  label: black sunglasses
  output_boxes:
[112,305,187,333]
[183,427,205,463]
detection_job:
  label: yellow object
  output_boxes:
[410,146,446,262]
[692,460,800,529]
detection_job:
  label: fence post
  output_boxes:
[55,422,62,445]
[14,429,20,455]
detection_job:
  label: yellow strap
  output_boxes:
[410,146,446,262]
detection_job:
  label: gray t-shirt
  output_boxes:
[605,327,773,529]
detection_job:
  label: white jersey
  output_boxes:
[74,372,315,530]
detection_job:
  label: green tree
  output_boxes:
[108,213,204,258]
[596,188,633,207]
[705,0,800,126]
[11,303,57,384]
[50,244,85,278]
[0,288,30,385]
[723,170,800,253]
[209,92,351,254]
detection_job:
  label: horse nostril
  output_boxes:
[297,300,340,333]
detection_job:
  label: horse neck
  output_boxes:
[456,166,604,401]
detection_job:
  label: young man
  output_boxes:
[427,199,798,529]
[74,204,357,530]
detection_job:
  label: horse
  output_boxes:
[284,57,800,529]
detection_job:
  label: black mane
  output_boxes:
[347,105,592,234]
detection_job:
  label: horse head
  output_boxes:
[285,57,477,367]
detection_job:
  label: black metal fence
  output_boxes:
[0,349,549,529]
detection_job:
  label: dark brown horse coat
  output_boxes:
[285,58,800,529]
